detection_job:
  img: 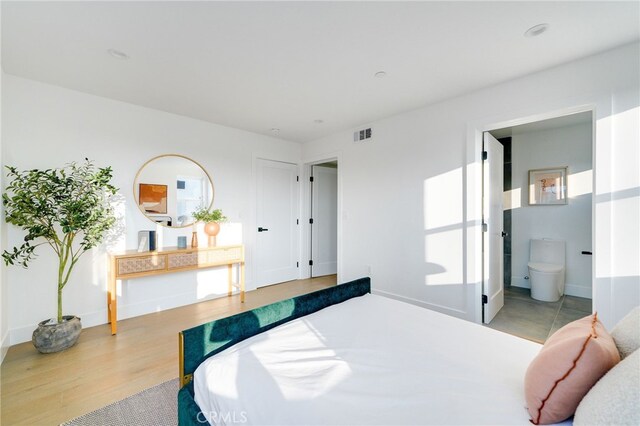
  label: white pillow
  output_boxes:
[574,349,640,425]
[611,306,640,359]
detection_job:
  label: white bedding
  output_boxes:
[194,293,557,425]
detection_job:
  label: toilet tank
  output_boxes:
[530,239,565,265]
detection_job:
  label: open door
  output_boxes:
[310,164,338,277]
[483,132,504,323]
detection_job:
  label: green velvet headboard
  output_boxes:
[178,277,371,388]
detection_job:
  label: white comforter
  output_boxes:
[194,293,550,425]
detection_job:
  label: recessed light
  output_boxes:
[314,119,324,124]
[524,23,549,38]
[270,128,280,134]
[108,48,130,60]
[374,71,387,78]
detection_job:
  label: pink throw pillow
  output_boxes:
[524,313,620,425]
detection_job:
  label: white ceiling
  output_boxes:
[2,1,638,143]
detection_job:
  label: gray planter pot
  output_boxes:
[32,316,82,353]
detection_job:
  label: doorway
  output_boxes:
[482,111,594,342]
[309,162,338,278]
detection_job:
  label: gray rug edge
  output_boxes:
[60,377,179,426]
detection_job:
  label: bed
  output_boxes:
[178,278,569,425]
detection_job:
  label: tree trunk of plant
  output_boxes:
[58,287,63,324]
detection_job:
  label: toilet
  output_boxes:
[528,239,565,302]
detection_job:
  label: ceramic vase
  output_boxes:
[204,222,221,247]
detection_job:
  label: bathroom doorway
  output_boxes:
[309,162,338,278]
[484,111,594,342]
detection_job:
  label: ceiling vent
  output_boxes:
[354,127,373,142]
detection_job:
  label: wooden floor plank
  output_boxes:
[1,275,336,425]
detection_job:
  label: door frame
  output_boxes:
[310,163,338,278]
[301,151,343,282]
[467,103,598,324]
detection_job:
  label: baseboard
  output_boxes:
[9,307,108,345]
[564,284,592,299]
[116,290,228,320]
[511,276,531,289]
[373,289,467,318]
[1,330,9,364]
[511,277,592,299]
[8,290,239,345]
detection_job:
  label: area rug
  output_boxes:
[60,378,178,426]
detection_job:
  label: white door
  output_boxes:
[483,133,504,323]
[256,159,299,287]
[311,165,338,277]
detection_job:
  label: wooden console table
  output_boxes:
[108,244,245,335]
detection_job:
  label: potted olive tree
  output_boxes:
[192,207,227,247]
[2,159,117,353]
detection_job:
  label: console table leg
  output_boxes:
[108,258,118,335]
[108,283,117,335]
[240,262,245,303]
[227,264,233,297]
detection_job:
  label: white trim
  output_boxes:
[511,279,592,300]
[10,325,34,346]
[373,289,467,317]
[9,308,105,345]
[1,330,9,364]
[7,290,238,345]
[301,150,343,283]
[467,99,602,324]
[563,284,592,300]
[116,289,233,320]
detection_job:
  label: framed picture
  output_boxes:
[528,167,567,205]
[139,183,168,214]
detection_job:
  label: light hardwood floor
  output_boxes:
[1,275,336,425]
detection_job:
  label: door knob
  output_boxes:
[501,231,508,237]
[258,227,269,232]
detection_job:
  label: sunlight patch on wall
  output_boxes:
[423,168,462,230]
[196,268,229,299]
[503,188,521,210]
[424,228,463,286]
[105,193,127,253]
[155,222,165,248]
[595,107,639,195]
[568,170,593,197]
[598,197,640,278]
[215,222,244,246]
[611,107,639,192]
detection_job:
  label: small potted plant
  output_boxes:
[2,159,118,353]
[192,207,227,247]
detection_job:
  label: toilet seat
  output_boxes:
[527,262,563,273]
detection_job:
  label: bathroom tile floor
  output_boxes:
[485,286,592,343]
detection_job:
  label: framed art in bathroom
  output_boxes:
[528,167,567,205]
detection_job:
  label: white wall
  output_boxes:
[2,74,301,344]
[303,42,640,329]
[1,51,10,361]
[510,123,592,298]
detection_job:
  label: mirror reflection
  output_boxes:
[134,154,214,228]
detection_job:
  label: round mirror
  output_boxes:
[133,154,214,228]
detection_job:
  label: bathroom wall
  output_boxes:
[511,122,593,298]
[499,137,512,288]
